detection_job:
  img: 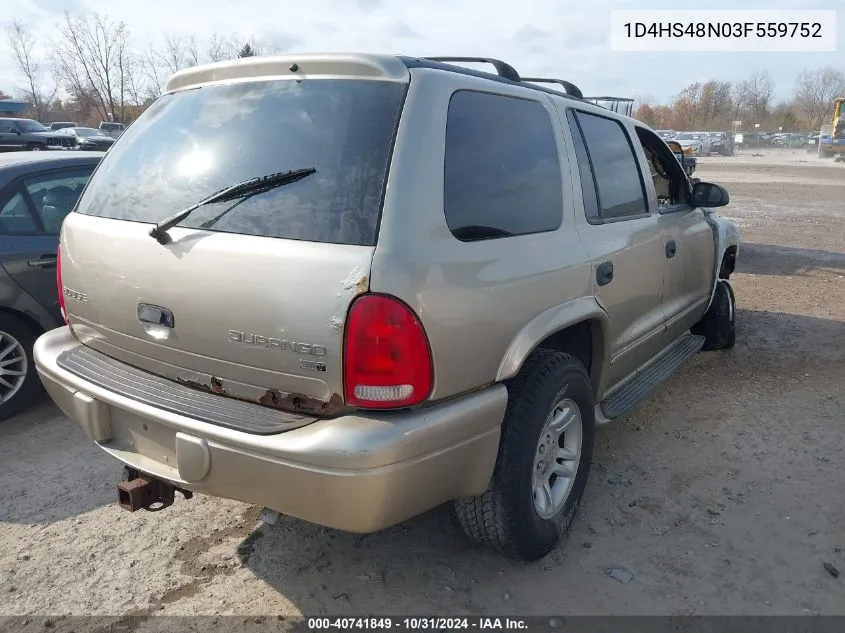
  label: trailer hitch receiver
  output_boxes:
[117,467,193,512]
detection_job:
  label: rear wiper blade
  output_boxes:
[149,167,317,244]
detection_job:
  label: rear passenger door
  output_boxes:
[0,166,95,322]
[562,108,668,390]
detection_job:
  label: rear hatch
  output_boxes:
[60,67,407,417]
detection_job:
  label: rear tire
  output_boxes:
[692,280,736,351]
[26,143,44,152]
[454,351,595,561]
[0,313,43,421]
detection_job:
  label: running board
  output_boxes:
[600,334,705,420]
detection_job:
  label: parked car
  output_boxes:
[0,151,103,419]
[818,125,834,157]
[655,129,677,140]
[34,54,739,561]
[98,122,125,138]
[0,118,77,152]
[771,133,807,149]
[56,127,116,151]
[708,132,734,156]
[734,132,768,149]
[675,131,710,155]
[49,122,77,131]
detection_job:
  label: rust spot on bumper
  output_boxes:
[259,389,345,416]
[176,376,344,417]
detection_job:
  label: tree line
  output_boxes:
[634,67,845,133]
[5,12,274,125]
[5,12,845,133]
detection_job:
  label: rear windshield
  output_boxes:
[76,79,406,245]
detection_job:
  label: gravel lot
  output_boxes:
[1,148,843,620]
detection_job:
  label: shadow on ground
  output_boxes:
[738,243,845,277]
[234,307,844,615]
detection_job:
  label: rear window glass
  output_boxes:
[76,79,406,246]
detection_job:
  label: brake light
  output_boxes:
[57,245,66,323]
[343,294,433,409]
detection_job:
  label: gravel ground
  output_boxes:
[1,148,843,619]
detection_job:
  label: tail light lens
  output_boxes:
[57,245,67,323]
[343,294,433,409]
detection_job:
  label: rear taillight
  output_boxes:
[343,294,433,409]
[57,245,66,323]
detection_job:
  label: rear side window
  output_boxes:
[573,111,647,221]
[25,168,95,234]
[76,79,407,246]
[444,90,563,242]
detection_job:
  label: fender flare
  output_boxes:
[495,296,610,395]
[704,212,741,311]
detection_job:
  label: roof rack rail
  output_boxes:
[584,96,635,117]
[522,77,583,100]
[423,57,521,82]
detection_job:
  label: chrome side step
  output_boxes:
[600,334,705,420]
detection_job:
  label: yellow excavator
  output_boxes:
[824,97,845,160]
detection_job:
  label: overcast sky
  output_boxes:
[1,0,843,104]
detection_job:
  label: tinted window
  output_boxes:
[25,168,95,234]
[444,91,562,241]
[575,111,646,220]
[19,120,46,132]
[0,192,37,234]
[565,110,600,222]
[76,79,406,246]
[0,121,17,133]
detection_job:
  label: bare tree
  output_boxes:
[207,33,234,62]
[159,33,199,74]
[141,44,167,100]
[793,66,845,130]
[5,19,58,121]
[740,70,774,123]
[53,12,134,123]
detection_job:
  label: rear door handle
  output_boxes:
[596,261,614,286]
[27,254,57,269]
[665,240,677,259]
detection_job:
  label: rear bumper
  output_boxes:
[34,327,506,532]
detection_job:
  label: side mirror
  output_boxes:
[13,129,21,135]
[692,181,729,208]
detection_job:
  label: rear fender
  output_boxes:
[495,296,609,398]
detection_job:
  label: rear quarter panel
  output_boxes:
[370,69,594,401]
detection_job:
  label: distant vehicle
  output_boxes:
[818,125,833,157]
[655,129,677,140]
[771,133,807,149]
[56,127,116,151]
[735,132,768,149]
[0,151,103,419]
[0,119,77,152]
[708,132,735,156]
[806,131,821,152]
[674,132,710,155]
[98,121,125,138]
[49,122,77,131]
